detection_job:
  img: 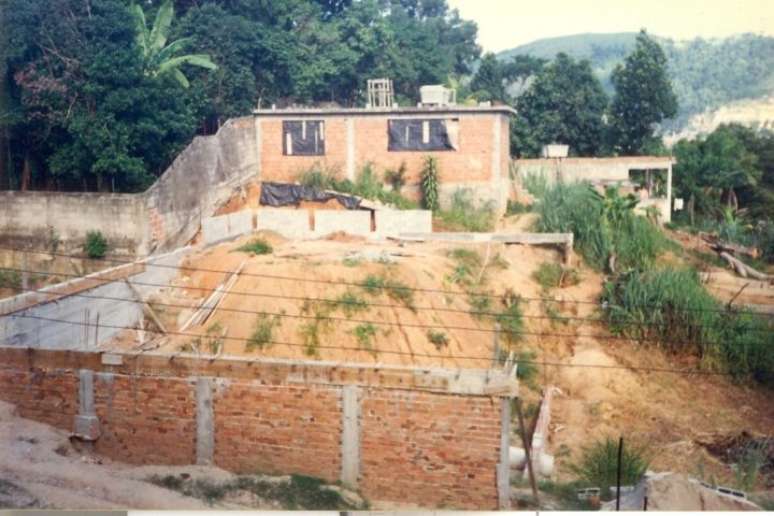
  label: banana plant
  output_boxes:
[130,0,216,88]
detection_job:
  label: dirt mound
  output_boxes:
[603,473,760,511]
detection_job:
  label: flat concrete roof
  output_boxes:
[253,105,517,117]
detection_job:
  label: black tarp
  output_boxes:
[283,120,324,155]
[259,182,362,209]
[387,119,455,151]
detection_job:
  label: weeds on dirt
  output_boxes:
[532,262,580,291]
[468,293,492,319]
[236,238,273,255]
[426,330,449,350]
[536,479,595,510]
[353,323,377,353]
[571,436,650,501]
[332,291,368,317]
[147,473,360,509]
[183,322,225,355]
[496,295,524,346]
[359,274,415,310]
[435,189,495,232]
[506,200,532,215]
[732,439,771,491]
[245,312,283,351]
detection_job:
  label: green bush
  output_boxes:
[535,183,668,272]
[426,330,449,349]
[603,267,774,385]
[84,230,108,259]
[384,162,407,192]
[0,269,21,290]
[359,274,415,310]
[532,262,579,290]
[506,200,532,215]
[436,189,496,232]
[420,156,439,211]
[571,437,650,500]
[299,163,416,209]
[353,323,377,352]
[236,238,273,255]
[522,171,550,198]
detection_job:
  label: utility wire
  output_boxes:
[3,312,735,377]
[4,272,773,339]
[2,245,770,317]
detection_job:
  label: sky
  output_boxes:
[447,0,774,52]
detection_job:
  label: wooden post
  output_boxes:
[516,398,540,508]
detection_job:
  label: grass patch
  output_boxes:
[235,238,272,255]
[435,189,496,232]
[245,312,283,352]
[522,171,550,198]
[332,290,368,317]
[426,330,449,350]
[496,294,524,346]
[571,436,650,501]
[148,473,360,510]
[506,200,532,215]
[532,262,580,290]
[603,267,774,386]
[468,293,493,319]
[353,323,377,353]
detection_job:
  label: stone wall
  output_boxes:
[0,347,511,509]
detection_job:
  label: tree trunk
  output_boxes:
[20,153,31,191]
[688,193,695,226]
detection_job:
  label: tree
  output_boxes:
[130,0,216,88]
[512,53,608,157]
[470,53,506,102]
[609,30,677,154]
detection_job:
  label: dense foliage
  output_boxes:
[0,0,480,192]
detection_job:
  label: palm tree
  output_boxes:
[130,0,216,88]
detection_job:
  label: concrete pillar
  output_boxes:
[73,369,100,441]
[497,397,512,510]
[346,118,356,181]
[254,117,262,179]
[340,385,361,488]
[196,378,215,465]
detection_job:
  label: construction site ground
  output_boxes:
[97,215,774,493]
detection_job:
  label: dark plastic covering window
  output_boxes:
[283,120,325,156]
[387,119,457,151]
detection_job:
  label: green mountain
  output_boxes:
[497,32,774,130]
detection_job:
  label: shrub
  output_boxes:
[535,183,667,272]
[384,162,407,192]
[360,274,415,310]
[299,163,416,209]
[426,330,449,350]
[236,238,273,255]
[333,290,368,317]
[420,156,439,211]
[496,296,524,346]
[468,293,492,319]
[571,436,650,500]
[0,269,21,290]
[506,200,532,215]
[522,170,550,198]
[245,312,282,351]
[436,189,495,232]
[84,230,108,259]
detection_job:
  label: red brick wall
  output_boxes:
[93,374,197,465]
[258,113,509,190]
[360,389,502,509]
[0,368,78,431]
[213,382,342,482]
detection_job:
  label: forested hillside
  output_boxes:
[0,0,479,192]
[498,32,774,130]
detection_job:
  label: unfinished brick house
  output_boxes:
[253,104,515,211]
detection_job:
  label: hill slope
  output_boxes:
[498,32,774,131]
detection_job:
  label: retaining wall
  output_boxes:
[0,248,190,349]
[0,348,512,509]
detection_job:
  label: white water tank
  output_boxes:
[419,85,456,106]
[541,144,569,158]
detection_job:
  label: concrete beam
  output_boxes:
[196,377,215,465]
[340,385,361,489]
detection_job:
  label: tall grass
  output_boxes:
[571,437,650,500]
[436,189,496,232]
[603,268,774,386]
[535,182,668,272]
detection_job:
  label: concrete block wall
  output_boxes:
[375,209,432,237]
[315,210,371,237]
[0,348,511,509]
[201,210,254,245]
[255,208,313,239]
